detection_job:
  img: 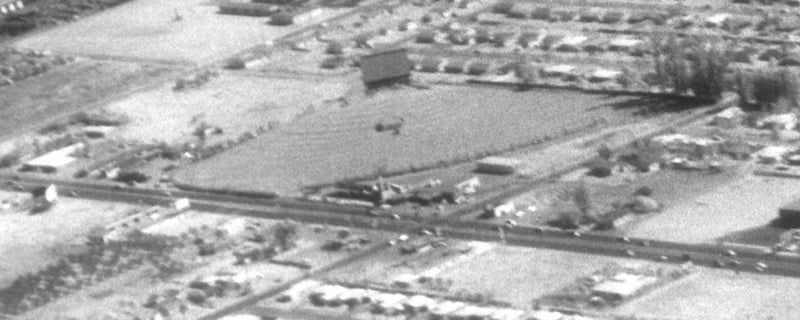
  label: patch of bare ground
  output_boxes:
[0,58,178,142]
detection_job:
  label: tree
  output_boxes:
[224,57,246,70]
[270,12,294,26]
[689,44,730,100]
[491,1,514,14]
[271,221,299,251]
[573,181,592,216]
[325,41,344,55]
[749,68,799,112]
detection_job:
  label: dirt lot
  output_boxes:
[616,269,800,320]
[13,0,350,64]
[441,245,670,309]
[0,58,175,145]
[103,72,349,144]
[624,171,800,244]
[0,191,141,287]
[174,85,654,195]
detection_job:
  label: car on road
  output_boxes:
[726,260,741,268]
[713,259,725,268]
[617,236,631,243]
[638,240,650,247]
[657,255,668,261]
[755,261,768,272]
[722,249,737,257]
[504,219,517,229]
[571,231,581,237]
[624,249,635,257]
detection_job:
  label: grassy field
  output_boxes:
[13,0,350,64]
[0,58,175,144]
[174,85,653,195]
[0,191,141,288]
[104,72,349,144]
[615,269,800,320]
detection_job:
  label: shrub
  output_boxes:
[597,144,613,160]
[325,41,344,55]
[550,208,582,229]
[555,10,576,21]
[223,57,246,70]
[602,11,624,24]
[634,186,654,196]
[38,122,68,135]
[443,60,465,74]
[689,45,730,100]
[540,34,563,51]
[491,1,514,14]
[320,56,346,69]
[506,8,527,19]
[530,7,551,20]
[0,150,21,168]
[447,30,470,45]
[473,28,491,44]
[587,163,612,178]
[579,11,602,23]
[416,29,436,43]
[115,171,148,184]
[748,68,799,111]
[418,57,441,73]
[467,62,489,75]
[492,32,512,48]
[420,14,432,24]
[269,12,294,26]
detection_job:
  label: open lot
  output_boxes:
[0,58,175,144]
[616,269,800,320]
[441,245,671,309]
[104,72,349,144]
[173,85,663,195]
[13,0,350,64]
[0,191,141,287]
[624,170,800,244]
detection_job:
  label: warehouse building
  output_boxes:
[476,156,521,174]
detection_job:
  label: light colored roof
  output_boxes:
[490,308,526,320]
[590,68,621,80]
[559,35,588,46]
[430,301,466,315]
[405,295,436,308]
[592,273,656,297]
[706,13,731,25]
[609,37,642,48]
[24,143,84,169]
[219,315,261,320]
[543,64,577,74]
[714,107,745,119]
[478,156,522,166]
[530,310,564,320]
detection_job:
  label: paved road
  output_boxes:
[3,175,799,278]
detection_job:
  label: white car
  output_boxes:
[504,219,517,229]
